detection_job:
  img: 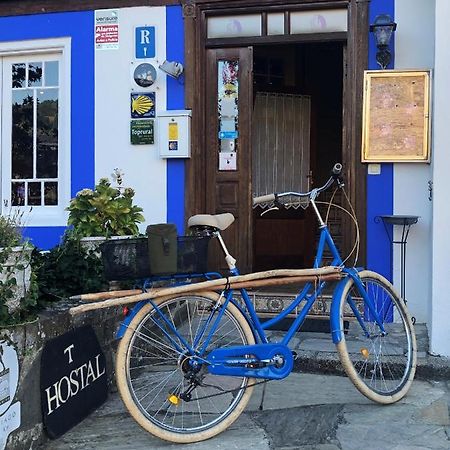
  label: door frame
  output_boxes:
[184,0,369,266]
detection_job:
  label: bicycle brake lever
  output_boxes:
[261,206,279,216]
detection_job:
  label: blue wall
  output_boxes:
[366,0,395,280]
[0,11,95,249]
[166,6,186,234]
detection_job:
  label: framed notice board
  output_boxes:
[362,70,431,163]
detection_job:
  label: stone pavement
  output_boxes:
[42,372,450,450]
[41,322,450,450]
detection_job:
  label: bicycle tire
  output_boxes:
[335,270,417,404]
[116,291,256,443]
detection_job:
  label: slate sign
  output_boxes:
[40,325,108,439]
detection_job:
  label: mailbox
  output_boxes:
[158,110,191,158]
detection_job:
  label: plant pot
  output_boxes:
[0,245,33,314]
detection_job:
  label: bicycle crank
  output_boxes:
[206,343,294,380]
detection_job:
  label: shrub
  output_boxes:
[66,173,145,238]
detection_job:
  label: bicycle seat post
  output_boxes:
[215,231,237,271]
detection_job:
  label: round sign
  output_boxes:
[0,341,19,415]
[133,63,157,88]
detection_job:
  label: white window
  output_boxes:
[0,39,70,226]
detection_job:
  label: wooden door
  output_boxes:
[205,47,253,273]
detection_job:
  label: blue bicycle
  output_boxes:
[115,164,417,443]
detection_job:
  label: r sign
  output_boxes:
[135,26,155,59]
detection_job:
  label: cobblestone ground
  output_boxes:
[42,372,450,450]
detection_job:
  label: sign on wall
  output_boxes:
[131,92,156,118]
[362,70,431,163]
[95,9,119,50]
[0,341,20,449]
[40,326,108,439]
[135,26,155,59]
[131,120,154,144]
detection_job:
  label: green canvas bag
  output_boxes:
[146,223,178,275]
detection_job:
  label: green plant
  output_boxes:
[67,174,145,238]
[0,211,38,325]
[33,231,109,304]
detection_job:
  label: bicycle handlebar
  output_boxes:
[252,163,344,206]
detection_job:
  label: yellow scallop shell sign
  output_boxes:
[131,93,155,118]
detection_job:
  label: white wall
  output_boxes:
[95,7,167,229]
[394,0,435,324]
[430,0,450,357]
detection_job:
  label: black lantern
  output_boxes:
[370,14,397,70]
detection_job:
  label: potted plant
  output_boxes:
[66,169,145,250]
[0,212,36,322]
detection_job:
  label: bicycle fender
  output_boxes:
[116,300,149,339]
[330,268,362,344]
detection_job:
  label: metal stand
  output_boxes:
[378,215,419,304]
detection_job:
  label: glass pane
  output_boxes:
[37,88,58,178]
[290,9,347,34]
[208,15,262,38]
[44,182,58,205]
[11,182,26,206]
[28,182,41,206]
[218,61,239,170]
[268,13,284,35]
[12,63,26,88]
[44,61,59,86]
[28,62,43,87]
[12,90,34,179]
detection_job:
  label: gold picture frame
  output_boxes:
[361,70,431,163]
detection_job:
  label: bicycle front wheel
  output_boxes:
[336,270,417,404]
[116,291,255,443]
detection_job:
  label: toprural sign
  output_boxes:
[40,325,108,439]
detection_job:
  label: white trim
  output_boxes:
[0,38,71,226]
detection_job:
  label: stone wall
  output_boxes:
[1,301,122,449]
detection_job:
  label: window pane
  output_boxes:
[290,9,347,34]
[44,182,58,205]
[267,13,284,35]
[208,15,262,38]
[12,63,26,88]
[11,182,26,206]
[37,88,58,178]
[28,62,43,87]
[45,61,59,86]
[28,182,41,206]
[12,90,34,179]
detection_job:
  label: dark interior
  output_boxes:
[252,41,344,271]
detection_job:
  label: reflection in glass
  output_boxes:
[28,62,43,87]
[37,89,58,178]
[12,90,34,179]
[44,61,59,86]
[12,64,26,88]
[28,182,41,206]
[11,182,26,206]
[44,182,58,205]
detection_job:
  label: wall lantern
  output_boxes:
[370,14,397,70]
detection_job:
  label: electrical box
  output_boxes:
[158,110,191,158]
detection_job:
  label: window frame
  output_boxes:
[0,38,71,226]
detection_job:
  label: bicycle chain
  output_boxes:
[187,378,271,402]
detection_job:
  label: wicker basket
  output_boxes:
[100,235,210,280]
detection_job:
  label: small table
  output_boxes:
[378,215,419,303]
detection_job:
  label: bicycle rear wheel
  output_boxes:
[336,270,416,404]
[116,291,255,443]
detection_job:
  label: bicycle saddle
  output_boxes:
[188,213,235,231]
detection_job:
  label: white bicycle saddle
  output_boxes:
[187,213,235,231]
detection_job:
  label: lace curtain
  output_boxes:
[252,92,311,208]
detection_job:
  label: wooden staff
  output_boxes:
[70,267,341,303]
[69,271,342,316]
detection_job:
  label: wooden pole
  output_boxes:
[69,271,342,316]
